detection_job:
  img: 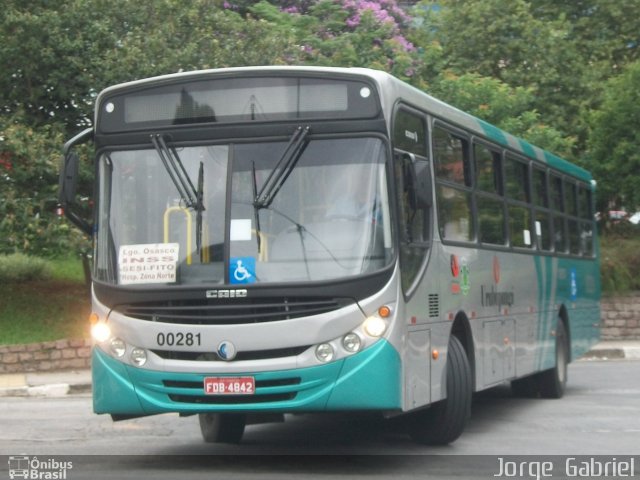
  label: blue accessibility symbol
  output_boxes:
[230,257,256,284]
[570,268,578,301]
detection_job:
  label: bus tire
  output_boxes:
[198,413,246,444]
[409,335,472,445]
[537,320,569,399]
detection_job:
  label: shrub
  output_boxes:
[599,232,640,294]
[0,253,53,283]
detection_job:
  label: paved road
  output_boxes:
[2,360,639,479]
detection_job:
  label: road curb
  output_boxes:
[581,341,640,361]
[0,383,71,398]
[0,370,91,398]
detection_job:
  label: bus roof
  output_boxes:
[96,65,592,183]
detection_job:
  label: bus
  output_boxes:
[59,66,601,445]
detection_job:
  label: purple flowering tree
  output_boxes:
[243,0,421,82]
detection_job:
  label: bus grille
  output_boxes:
[150,345,310,362]
[115,296,350,325]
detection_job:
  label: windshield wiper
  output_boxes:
[195,161,205,257]
[254,126,310,209]
[151,134,199,208]
[151,134,205,257]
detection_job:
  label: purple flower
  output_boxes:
[346,14,361,27]
[393,35,415,52]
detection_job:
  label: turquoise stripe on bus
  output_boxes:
[478,119,508,147]
[92,340,402,416]
[533,255,556,371]
[518,139,537,159]
[543,151,592,181]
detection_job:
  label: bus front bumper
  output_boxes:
[92,340,401,416]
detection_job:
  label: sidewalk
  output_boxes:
[0,369,91,397]
[581,340,640,360]
[1,341,639,398]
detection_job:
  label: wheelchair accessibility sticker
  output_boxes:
[230,257,256,284]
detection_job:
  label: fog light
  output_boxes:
[363,316,387,337]
[315,343,334,363]
[130,347,147,367]
[91,322,111,343]
[110,338,126,358]
[342,333,362,353]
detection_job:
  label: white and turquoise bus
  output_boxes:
[60,67,600,445]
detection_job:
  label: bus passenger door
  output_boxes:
[392,107,435,409]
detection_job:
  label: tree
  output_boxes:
[0,117,90,255]
[531,0,639,68]
[413,0,587,153]
[428,72,575,158]
[0,0,296,133]
[246,0,422,83]
[587,61,640,212]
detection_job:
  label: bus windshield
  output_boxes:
[94,136,394,286]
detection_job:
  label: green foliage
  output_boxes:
[0,253,52,282]
[587,61,640,211]
[599,228,640,294]
[0,117,90,256]
[417,0,586,133]
[427,72,575,159]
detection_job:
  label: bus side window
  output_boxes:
[578,184,594,257]
[475,143,505,246]
[433,125,474,242]
[532,167,552,251]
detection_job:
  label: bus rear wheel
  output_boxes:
[409,335,472,445]
[199,413,246,444]
[537,320,569,398]
[510,319,568,399]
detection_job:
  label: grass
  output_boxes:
[0,255,90,345]
[0,253,52,282]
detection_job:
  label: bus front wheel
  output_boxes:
[409,335,472,445]
[199,413,246,444]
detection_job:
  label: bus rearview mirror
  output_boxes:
[60,151,80,205]
[403,153,432,209]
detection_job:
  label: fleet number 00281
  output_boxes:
[156,332,202,347]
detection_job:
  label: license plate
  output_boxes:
[204,377,255,395]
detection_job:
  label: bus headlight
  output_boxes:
[91,322,111,343]
[315,343,335,363]
[342,333,362,353]
[363,316,387,338]
[130,348,147,367]
[110,338,126,358]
